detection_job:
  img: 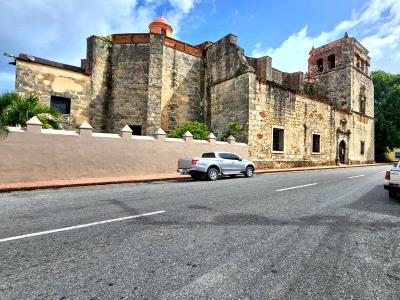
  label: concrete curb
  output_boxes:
[0,163,390,193]
[254,163,390,174]
[0,175,191,193]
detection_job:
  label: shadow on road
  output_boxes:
[345,185,400,218]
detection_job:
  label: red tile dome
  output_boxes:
[149,16,173,36]
[152,16,170,26]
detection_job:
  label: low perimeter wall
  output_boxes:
[0,123,249,184]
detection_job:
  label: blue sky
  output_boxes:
[1,0,399,93]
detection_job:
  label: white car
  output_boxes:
[384,160,400,199]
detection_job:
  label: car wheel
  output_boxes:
[207,167,219,181]
[389,190,397,199]
[191,172,203,181]
[244,166,254,178]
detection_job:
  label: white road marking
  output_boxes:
[0,211,166,243]
[276,183,318,192]
[348,175,365,179]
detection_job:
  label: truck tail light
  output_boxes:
[385,171,390,180]
[192,159,199,165]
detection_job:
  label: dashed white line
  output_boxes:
[348,175,365,179]
[276,183,318,192]
[0,211,166,243]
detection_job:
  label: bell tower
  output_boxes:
[307,32,373,117]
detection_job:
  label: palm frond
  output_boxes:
[0,92,61,130]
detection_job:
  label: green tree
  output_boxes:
[372,70,400,161]
[0,92,61,134]
[168,120,209,140]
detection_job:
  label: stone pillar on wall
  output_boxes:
[207,133,216,144]
[154,128,166,141]
[145,34,164,135]
[79,121,93,137]
[256,56,272,82]
[183,131,193,142]
[120,125,133,139]
[86,35,112,132]
[26,116,43,134]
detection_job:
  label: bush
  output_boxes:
[168,120,209,140]
[222,120,244,141]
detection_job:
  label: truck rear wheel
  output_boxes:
[191,172,203,181]
[207,167,219,181]
[244,166,254,178]
[389,190,397,199]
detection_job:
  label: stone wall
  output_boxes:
[247,73,375,167]
[145,34,164,135]
[205,34,254,85]
[86,36,112,131]
[311,66,352,110]
[15,60,91,128]
[161,46,202,132]
[108,43,150,133]
[0,124,249,184]
[347,114,375,164]
[248,73,337,165]
[351,69,374,117]
[209,74,250,142]
[205,34,254,142]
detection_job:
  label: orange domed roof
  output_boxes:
[151,16,170,26]
[149,16,173,34]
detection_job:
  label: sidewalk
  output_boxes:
[0,163,389,192]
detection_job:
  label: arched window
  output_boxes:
[317,58,324,72]
[359,85,366,114]
[328,55,336,69]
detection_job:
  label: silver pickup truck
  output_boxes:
[177,152,255,181]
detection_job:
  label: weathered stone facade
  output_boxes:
[11,18,374,167]
[15,59,91,127]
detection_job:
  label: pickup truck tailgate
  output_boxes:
[178,158,195,169]
[390,169,400,184]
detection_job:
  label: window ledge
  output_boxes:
[271,150,285,154]
[312,152,321,155]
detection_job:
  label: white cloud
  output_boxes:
[0,0,199,92]
[252,0,400,73]
[168,0,197,14]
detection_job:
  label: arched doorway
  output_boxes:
[339,140,346,164]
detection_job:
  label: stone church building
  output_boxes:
[10,16,374,167]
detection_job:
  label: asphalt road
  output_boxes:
[1,165,400,299]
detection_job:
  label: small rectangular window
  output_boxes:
[272,128,284,152]
[312,134,321,153]
[317,58,324,72]
[328,55,336,69]
[360,98,366,114]
[360,141,365,155]
[129,125,142,136]
[50,96,71,114]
